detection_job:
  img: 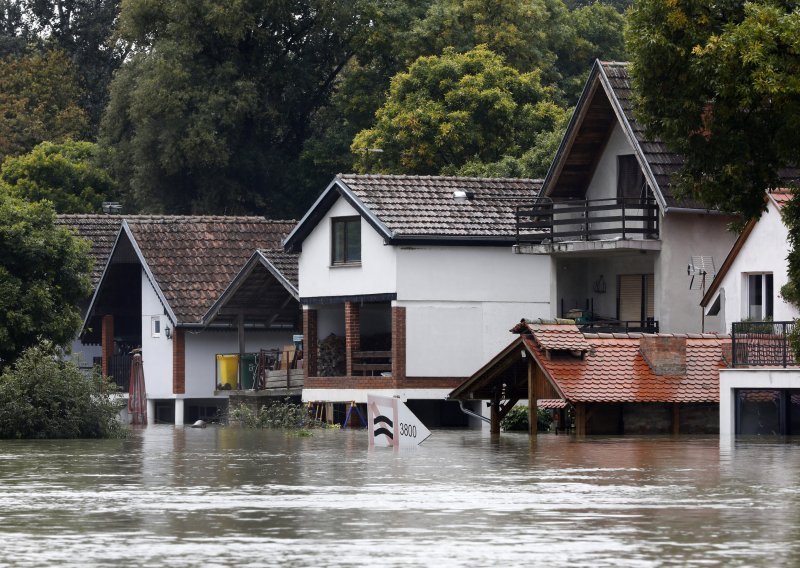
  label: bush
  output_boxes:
[501,405,554,432]
[228,399,327,430]
[0,343,126,439]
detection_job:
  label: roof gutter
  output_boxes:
[454,399,490,424]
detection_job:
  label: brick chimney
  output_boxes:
[639,336,687,375]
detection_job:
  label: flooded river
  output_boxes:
[1,427,799,566]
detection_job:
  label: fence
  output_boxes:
[731,321,797,367]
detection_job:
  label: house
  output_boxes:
[283,174,550,425]
[514,60,739,334]
[449,319,728,435]
[82,216,300,424]
[697,189,800,435]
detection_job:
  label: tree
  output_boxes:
[100,0,377,216]
[0,49,89,161]
[0,140,116,213]
[626,0,800,222]
[0,190,92,366]
[351,45,568,175]
[0,342,125,439]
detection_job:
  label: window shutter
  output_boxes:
[618,274,642,322]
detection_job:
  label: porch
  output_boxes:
[215,346,304,397]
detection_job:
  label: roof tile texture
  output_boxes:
[338,174,541,238]
[57,215,122,286]
[526,322,592,352]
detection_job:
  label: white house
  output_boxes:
[514,60,739,334]
[82,216,300,424]
[283,174,551,425]
[697,189,800,436]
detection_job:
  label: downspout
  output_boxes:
[454,399,490,424]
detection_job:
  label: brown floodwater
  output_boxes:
[0,426,798,566]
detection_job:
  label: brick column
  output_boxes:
[303,308,318,378]
[345,302,361,376]
[101,315,114,378]
[391,306,406,388]
[172,328,185,394]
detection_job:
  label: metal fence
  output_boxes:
[731,321,797,367]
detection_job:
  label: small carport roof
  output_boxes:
[201,248,299,328]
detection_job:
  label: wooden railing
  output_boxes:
[352,350,391,376]
[731,321,797,368]
[516,197,659,244]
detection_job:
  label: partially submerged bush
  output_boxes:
[0,343,126,439]
[501,405,554,432]
[229,399,327,430]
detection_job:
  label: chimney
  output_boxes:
[639,336,686,375]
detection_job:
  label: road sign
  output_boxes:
[367,394,431,448]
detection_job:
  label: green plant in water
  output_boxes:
[228,399,330,430]
[0,342,127,439]
[501,405,554,432]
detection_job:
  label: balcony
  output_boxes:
[578,319,659,334]
[515,197,660,254]
[731,321,798,368]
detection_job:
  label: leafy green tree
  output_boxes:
[0,49,89,161]
[352,45,568,175]
[101,0,377,216]
[626,0,800,221]
[0,191,92,366]
[0,342,125,439]
[0,140,115,213]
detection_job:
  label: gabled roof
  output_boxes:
[284,174,541,251]
[57,215,124,287]
[701,189,793,307]
[543,60,704,212]
[86,216,295,327]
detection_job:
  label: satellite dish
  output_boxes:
[688,256,716,290]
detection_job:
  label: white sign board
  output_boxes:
[367,394,431,448]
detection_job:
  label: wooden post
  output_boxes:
[528,360,537,437]
[490,396,501,435]
[575,403,586,436]
[101,314,114,378]
[237,313,245,390]
[325,402,334,425]
[672,403,680,435]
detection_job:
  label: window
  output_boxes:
[617,155,646,200]
[332,217,361,265]
[151,316,161,338]
[617,274,655,323]
[746,273,774,320]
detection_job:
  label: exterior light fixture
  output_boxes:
[165,326,172,340]
[453,190,475,202]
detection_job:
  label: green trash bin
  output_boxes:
[240,353,257,390]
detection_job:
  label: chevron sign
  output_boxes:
[367,394,431,448]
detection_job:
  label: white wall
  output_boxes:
[140,270,173,398]
[657,212,737,333]
[585,123,635,201]
[713,200,798,331]
[397,245,551,376]
[183,329,294,398]
[720,368,800,435]
[298,197,396,299]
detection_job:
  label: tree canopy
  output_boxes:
[1,140,116,213]
[351,45,568,175]
[0,191,92,366]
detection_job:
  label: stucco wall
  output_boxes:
[656,212,737,333]
[711,200,798,331]
[298,197,396,299]
[719,368,800,435]
[141,270,173,398]
[585,123,635,201]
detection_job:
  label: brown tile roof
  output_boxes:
[56,215,123,286]
[524,332,729,404]
[258,248,298,289]
[124,217,295,324]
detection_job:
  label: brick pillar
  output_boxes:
[303,308,318,378]
[345,302,361,376]
[391,306,406,388]
[101,315,114,378]
[173,328,185,394]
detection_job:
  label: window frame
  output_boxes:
[331,216,361,266]
[744,272,774,320]
[617,154,646,201]
[151,316,161,338]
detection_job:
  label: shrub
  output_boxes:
[0,343,126,439]
[228,399,327,430]
[501,405,554,432]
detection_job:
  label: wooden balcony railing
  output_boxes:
[352,350,391,376]
[516,197,659,244]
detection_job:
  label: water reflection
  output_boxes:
[2,428,800,566]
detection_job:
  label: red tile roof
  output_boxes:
[769,188,794,209]
[524,333,728,404]
[125,216,295,324]
[537,399,568,409]
[526,322,592,352]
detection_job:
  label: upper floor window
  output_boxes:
[151,316,161,338]
[617,154,646,200]
[745,273,774,320]
[332,217,361,265]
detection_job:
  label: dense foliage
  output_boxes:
[501,405,554,432]
[0,191,92,366]
[228,400,326,430]
[0,343,126,439]
[1,141,116,213]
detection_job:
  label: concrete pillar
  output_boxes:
[345,302,361,376]
[147,399,155,425]
[175,398,184,425]
[303,307,318,378]
[101,315,114,378]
